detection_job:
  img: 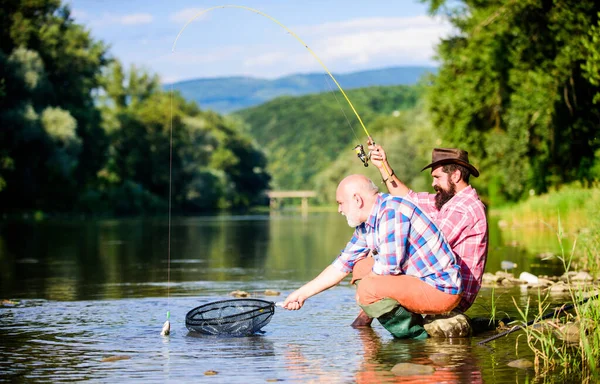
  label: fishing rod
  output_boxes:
[477,293,599,345]
[171,4,390,173]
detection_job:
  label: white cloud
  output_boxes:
[296,15,452,66]
[120,13,154,25]
[158,14,453,80]
[170,8,208,24]
[90,13,154,27]
[234,15,450,77]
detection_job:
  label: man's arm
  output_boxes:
[282,265,349,310]
[367,142,410,196]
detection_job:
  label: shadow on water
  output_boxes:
[0,212,581,382]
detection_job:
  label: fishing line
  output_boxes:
[172,5,372,138]
[171,4,392,175]
[161,84,174,336]
[323,75,360,143]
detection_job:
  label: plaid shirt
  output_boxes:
[332,193,462,295]
[408,186,488,311]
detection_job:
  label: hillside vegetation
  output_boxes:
[235,85,422,191]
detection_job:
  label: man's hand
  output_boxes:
[282,290,307,310]
[367,143,388,171]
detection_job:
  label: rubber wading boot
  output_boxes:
[359,298,428,340]
[377,305,429,340]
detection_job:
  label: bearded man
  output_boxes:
[352,146,488,329]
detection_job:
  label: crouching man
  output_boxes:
[282,174,462,339]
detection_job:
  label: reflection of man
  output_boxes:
[283,174,462,339]
[355,327,483,383]
[356,145,488,326]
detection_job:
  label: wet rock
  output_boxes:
[204,370,218,375]
[501,277,522,287]
[549,281,570,294]
[423,311,472,338]
[519,272,538,284]
[554,322,581,344]
[1,299,18,307]
[101,355,131,363]
[559,271,590,283]
[230,290,250,298]
[428,353,451,366]
[264,290,280,296]
[571,272,593,282]
[532,278,554,287]
[507,359,533,369]
[391,363,435,376]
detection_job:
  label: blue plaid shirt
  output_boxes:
[332,193,462,295]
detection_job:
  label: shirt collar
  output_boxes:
[364,193,385,229]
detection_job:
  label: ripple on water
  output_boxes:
[0,286,558,383]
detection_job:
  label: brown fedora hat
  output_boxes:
[421,148,480,177]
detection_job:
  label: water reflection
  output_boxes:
[354,328,483,383]
[0,212,578,383]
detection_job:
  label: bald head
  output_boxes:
[336,175,379,227]
[337,174,379,199]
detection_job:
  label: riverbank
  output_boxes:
[489,183,600,380]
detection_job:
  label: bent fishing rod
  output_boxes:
[477,293,600,345]
[171,4,389,172]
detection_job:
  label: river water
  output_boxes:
[0,212,576,383]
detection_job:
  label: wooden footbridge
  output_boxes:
[266,190,317,213]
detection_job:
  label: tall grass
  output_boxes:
[512,217,600,382]
[492,184,600,381]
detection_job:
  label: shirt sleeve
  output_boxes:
[332,226,370,273]
[407,190,437,216]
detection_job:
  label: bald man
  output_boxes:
[282,175,462,339]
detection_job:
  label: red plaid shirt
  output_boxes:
[408,186,488,311]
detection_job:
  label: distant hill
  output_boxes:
[167,66,435,114]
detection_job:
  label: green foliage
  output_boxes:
[313,99,445,203]
[97,63,270,214]
[423,0,600,205]
[0,0,270,214]
[581,13,600,104]
[236,85,421,190]
[0,0,108,211]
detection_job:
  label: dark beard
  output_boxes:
[434,181,456,210]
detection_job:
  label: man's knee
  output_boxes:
[356,275,378,306]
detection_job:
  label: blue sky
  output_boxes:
[67,1,451,83]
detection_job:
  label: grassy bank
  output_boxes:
[491,183,600,274]
[491,183,600,380]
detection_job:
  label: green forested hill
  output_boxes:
[235,85,422,190]
[169,66,434,114]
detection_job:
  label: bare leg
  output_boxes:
[351,309,374,328]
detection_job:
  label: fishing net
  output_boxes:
[186,298,275,336]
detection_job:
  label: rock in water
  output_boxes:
[161,320,170,336]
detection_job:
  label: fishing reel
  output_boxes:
[354,144,370,167]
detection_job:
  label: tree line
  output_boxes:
[0,0,269,215]
[422,0,600,205]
